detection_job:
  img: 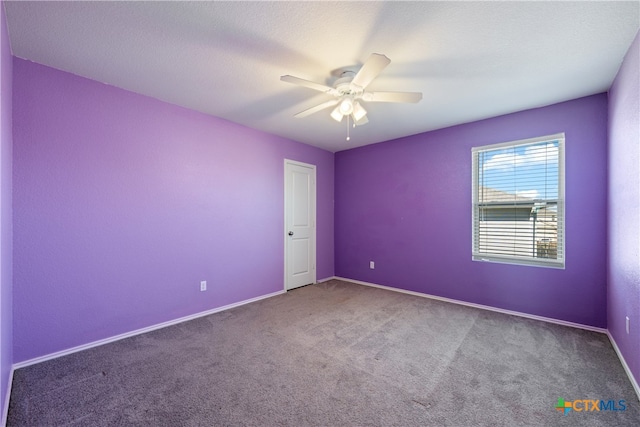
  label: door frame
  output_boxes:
[284,159,317,291]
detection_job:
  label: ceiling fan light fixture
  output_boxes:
[352,102,367,122]
[339,97,354,115]
[330,105,344,122]
[354,114,369,126]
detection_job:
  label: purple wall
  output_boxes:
[12,59,334,363]
[608,30,640,388]
[336,94,608,327]
[0,0,13,418]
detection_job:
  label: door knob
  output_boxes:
[288,231,294,236]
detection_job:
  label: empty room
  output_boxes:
[1,1,639,425]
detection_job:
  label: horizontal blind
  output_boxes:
[472,134,564,268]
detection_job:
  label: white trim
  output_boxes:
[283,159,288,291]
[471,133,566,269]
[336,276,607,333]
[12,289,285,370]
[607,331,640,402]
[6,277,638,414]
[336,279,640,399]
[471,132,566,152]
[1,367,13,427]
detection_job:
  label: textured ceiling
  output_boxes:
[4,1,639,152]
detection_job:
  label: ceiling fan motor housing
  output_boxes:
[334,72,363,98]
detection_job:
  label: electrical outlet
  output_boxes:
[626,316,630,334]
[200,281,207,292]
[370,261,375,269]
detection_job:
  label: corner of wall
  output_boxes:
[607,28,640,397]
[0,0,13,423]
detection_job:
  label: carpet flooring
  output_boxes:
[7,279,640,426]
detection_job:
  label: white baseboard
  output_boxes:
[316,276,338,283]
[607,331,640,402]
[335,277,640,401]
[9,276,638,416]
[12,289,286,370]
[2,367,14,427]
[335,276,607,333]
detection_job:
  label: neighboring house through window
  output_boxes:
[472,133,565,268]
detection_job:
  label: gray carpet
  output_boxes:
[7,279,640,426]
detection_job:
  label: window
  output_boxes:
[472,133,565,268]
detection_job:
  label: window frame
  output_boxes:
[471,133,565,269]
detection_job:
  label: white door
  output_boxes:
[285,160,316,290]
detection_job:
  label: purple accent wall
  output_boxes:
[12,59,334,363]
[336,94,608,327]
[0,0,13,418]
[608,30,640,387]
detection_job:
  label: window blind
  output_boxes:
[472,133,565,268]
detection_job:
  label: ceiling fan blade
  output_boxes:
[294,99,340,118]
[363,91,423,103]
[280,75,337,95]
[350,53,391,90]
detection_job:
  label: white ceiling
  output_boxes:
[4,1,639,153]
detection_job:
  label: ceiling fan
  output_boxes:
[281,53,422,129]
